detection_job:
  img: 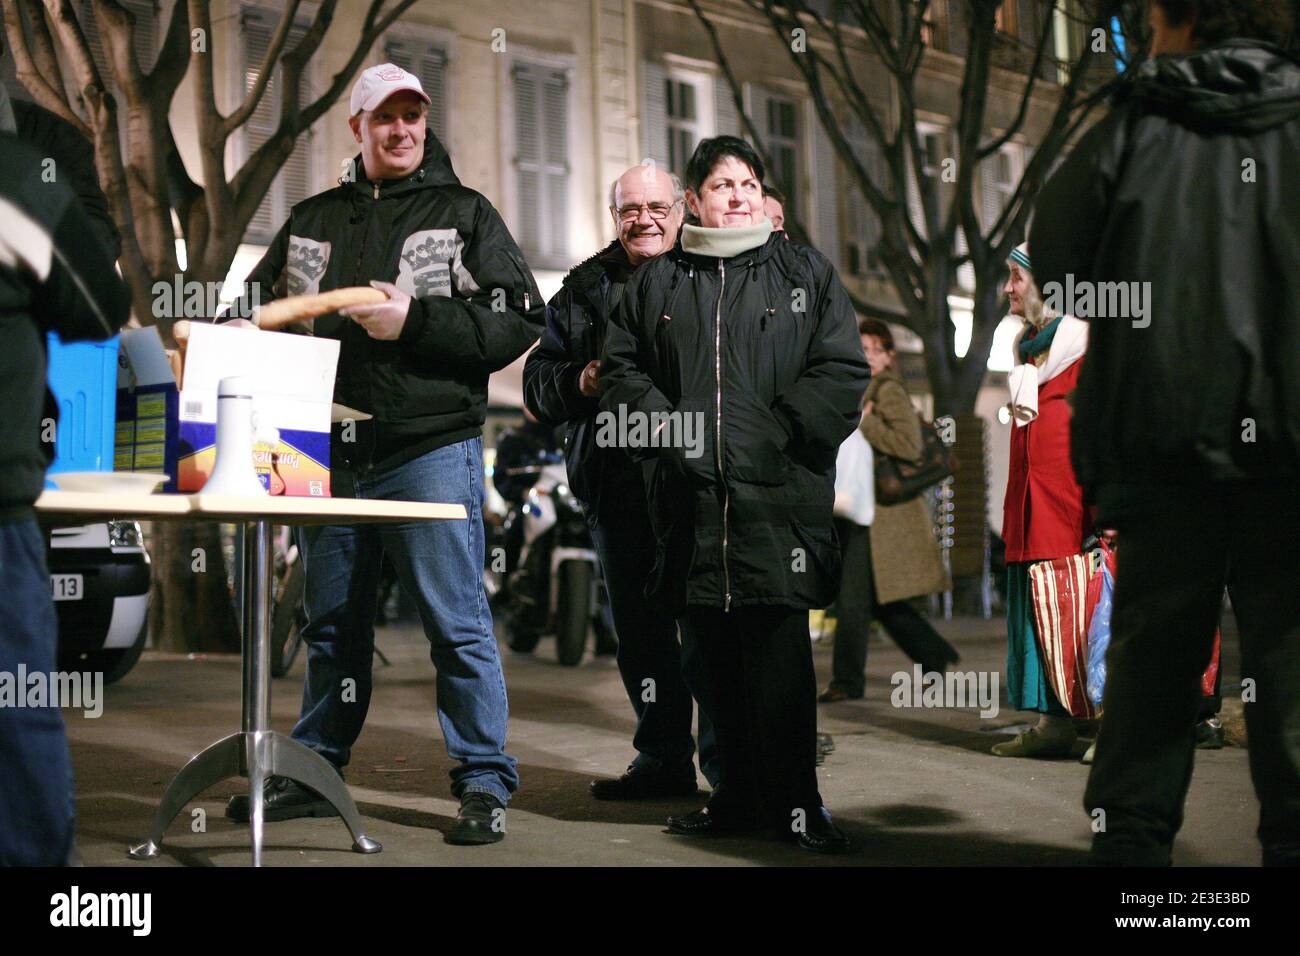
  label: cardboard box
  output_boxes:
[115,324,344,496]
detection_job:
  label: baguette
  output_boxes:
[253,287,389,330]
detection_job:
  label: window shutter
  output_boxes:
[384,36,448,145]
[242,7,314,245]
[641,61,669,168]
[543,69,569,259]
[980,156,1001,233]
[811,114,839,266]
[513,65,541,255]
[844,117,883,275]
[512,61,569,263]
[713,75,738,137]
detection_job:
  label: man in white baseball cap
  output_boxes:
[220,59,544,847]
[347,63,431,182]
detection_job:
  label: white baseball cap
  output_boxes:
[349,63,430,116]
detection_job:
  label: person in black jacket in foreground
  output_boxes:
[1030,0,1300,866]
[525,162,718,800]
[601,137,869,852]
[0,134,131,865]
[222,64,544,845]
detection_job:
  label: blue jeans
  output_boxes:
[587,489,718,786]
[292,438,518,804]
[0,519,76,865]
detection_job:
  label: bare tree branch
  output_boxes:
[4,0,85,132]
[978,0,1058,158]
[149,0,190,103]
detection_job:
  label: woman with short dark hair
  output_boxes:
[601,136,869,853]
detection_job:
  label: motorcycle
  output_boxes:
[492,451,613,666]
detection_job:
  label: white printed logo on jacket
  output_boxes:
[396,228,466,299]
[286,237,331,296]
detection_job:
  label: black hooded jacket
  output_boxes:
[0,135,131,520]
[1030,40,1300,501]
[600,230,869,614]
[228,134,545,473]
[523,240,641,512]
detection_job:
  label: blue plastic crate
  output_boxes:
[45,332,121,485]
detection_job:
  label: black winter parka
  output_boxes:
[227,134,544,473]
[523,240,642,513]
[600,230,869,614]
[1031,40,1300,497]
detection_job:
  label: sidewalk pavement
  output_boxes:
[66,614,1260,866]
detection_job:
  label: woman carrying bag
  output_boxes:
[820,319,957,703]
[994,244,1090,758]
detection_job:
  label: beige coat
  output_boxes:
[857,366,951,604]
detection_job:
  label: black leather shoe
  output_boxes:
[225,776,339,823]
[1195,717,1225,749]
[797,808,850,855]
[591,763,698,801]
[447,792,506,845]
[666,806,762,838]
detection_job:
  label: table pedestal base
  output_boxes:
[127,731,382,864]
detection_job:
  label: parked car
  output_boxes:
[48,521,151,684]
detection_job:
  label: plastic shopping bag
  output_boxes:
[1086,558,1114,708]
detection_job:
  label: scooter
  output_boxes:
[493,451,611,666]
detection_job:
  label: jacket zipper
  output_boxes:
[714,259,731,612]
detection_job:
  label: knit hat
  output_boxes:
[1009,243,1031,273]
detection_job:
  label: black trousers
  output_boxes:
[1085,481,1300,865]
[679,605,822,828]
[829,517,957,697]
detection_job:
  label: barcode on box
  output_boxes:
[182,399,205,420]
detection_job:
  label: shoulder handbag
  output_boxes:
[873,419,956,506]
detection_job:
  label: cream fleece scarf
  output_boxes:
[681,220,773,258]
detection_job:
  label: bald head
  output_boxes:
[610,163,684,265]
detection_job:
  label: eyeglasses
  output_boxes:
[616,201,680,222]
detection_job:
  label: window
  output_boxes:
[643,63,717,177]
[383,34,449,146]
[512,59,569,266]
[665,78,701,177]
[240,5,315,245]
[761,92,800,221]
[995,1,1019,36]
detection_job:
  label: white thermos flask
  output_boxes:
[202,376,279,495]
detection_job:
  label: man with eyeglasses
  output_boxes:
[524,162,718,799]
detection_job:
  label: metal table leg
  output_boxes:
[130,518,381,864]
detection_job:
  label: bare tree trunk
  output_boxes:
[149,522,240,652]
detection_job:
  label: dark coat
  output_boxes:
[0,135,131,519]
[12,100,122,260]
[1030,40,1300,497]
[227,134,545,473]
[600,231,870,614]
[522,241,642,513]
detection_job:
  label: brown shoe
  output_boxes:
[818,686,862,704]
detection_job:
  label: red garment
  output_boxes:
[1003,358,1089,562]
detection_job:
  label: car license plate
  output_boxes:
[51,574,84,602]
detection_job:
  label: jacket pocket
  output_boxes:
[725,393,792,487]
